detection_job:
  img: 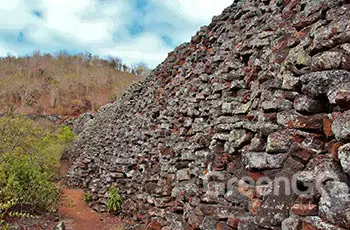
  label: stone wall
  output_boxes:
[67,0,350,229]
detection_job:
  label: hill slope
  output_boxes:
[68,0,350,229]
[0,53,143,116]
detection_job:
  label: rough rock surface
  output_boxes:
[71,112,94,134]
[67,0,350,229]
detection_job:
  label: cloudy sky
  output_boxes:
[0,0,233,68]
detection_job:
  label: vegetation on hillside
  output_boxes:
[0,52,149,116]
[0,116,76,227]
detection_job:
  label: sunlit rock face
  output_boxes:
[67,0,350,229]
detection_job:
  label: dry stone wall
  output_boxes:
[67,0,350,229]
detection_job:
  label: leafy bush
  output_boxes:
[83,192,93,203]
[0,116,76,225]
[107,187,122,213]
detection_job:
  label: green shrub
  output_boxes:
[83,192,93,203]
[0,116,76,226]
[57,126,77,144]
[107,187,122,213]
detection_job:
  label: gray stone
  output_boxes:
[332,110,350,141]
[293,95,324,113]
[302,216,346,230]
[266,130,295,153]
[338,144,350,176]
[200,216,217,230]
[256,169,297,228]
[242,152,287,170]
[282,71,300,90]
[72,112,94,134]
[301,70,350,99]
[281,216,301,230]
[176,168,191,181]
[54,221,66,230]
[311,51,343,71]
[319,181,350,229]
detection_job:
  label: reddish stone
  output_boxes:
[249,199,262,215]
[248,172,265,181]
[302,222,318,230]
[283,157,305,171]
[263,113,278,123]
[203,168,209,176]
[323,118,334,137]
[136,214,144,221]
[244,67,259,87]
[238,184,256,200]
[188,214,203,229]
[335,90,350,107]
[331,111,342,120]
[289,143,317,162]
[278,111,325,131]
[291,204,318,216]
[214,153,232,170]
[295,195,315,204]
[199,204,216,216]
[227,216,240,228]
[328,140,342,160]
[216,222,231,230]
[146,221,162,230]
[187,128,194,135]
[177,59,185,66]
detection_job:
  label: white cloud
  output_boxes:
[0,0,233,68]
[156,0,233,22]
[41,0,119,43]
[99,33,170,68]
[0,0,21,11]
[0,40,17,56]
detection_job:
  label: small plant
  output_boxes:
[57,126,77,145]
[83,192,93,203]
[107,187,122,213]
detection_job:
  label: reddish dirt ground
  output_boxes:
[58,160,124,230]
[59,187,123,230]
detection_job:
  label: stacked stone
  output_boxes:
[67,0,350,229]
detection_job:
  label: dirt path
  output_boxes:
[58,160,124,230]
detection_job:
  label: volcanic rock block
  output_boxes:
[332,110,350,141]
[301,70,350,100]
[281,216,301,230]
[311,51,343,71]
[293,95,324,114]
[338,143,350,176]
[277,111,324,130]
[256,169,297,228]
[242,152,287,170]
[71,112,94,134]
[266,130,298,153]
[319,181,350,229]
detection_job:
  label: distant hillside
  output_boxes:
[0,52,147,116]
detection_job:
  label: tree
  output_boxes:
[132,62,151,77]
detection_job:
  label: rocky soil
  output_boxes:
[67,0,350,229]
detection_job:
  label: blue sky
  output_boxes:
[0,0,233,68]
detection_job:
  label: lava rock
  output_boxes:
[332,110,350,141]
[338,144,350,176]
